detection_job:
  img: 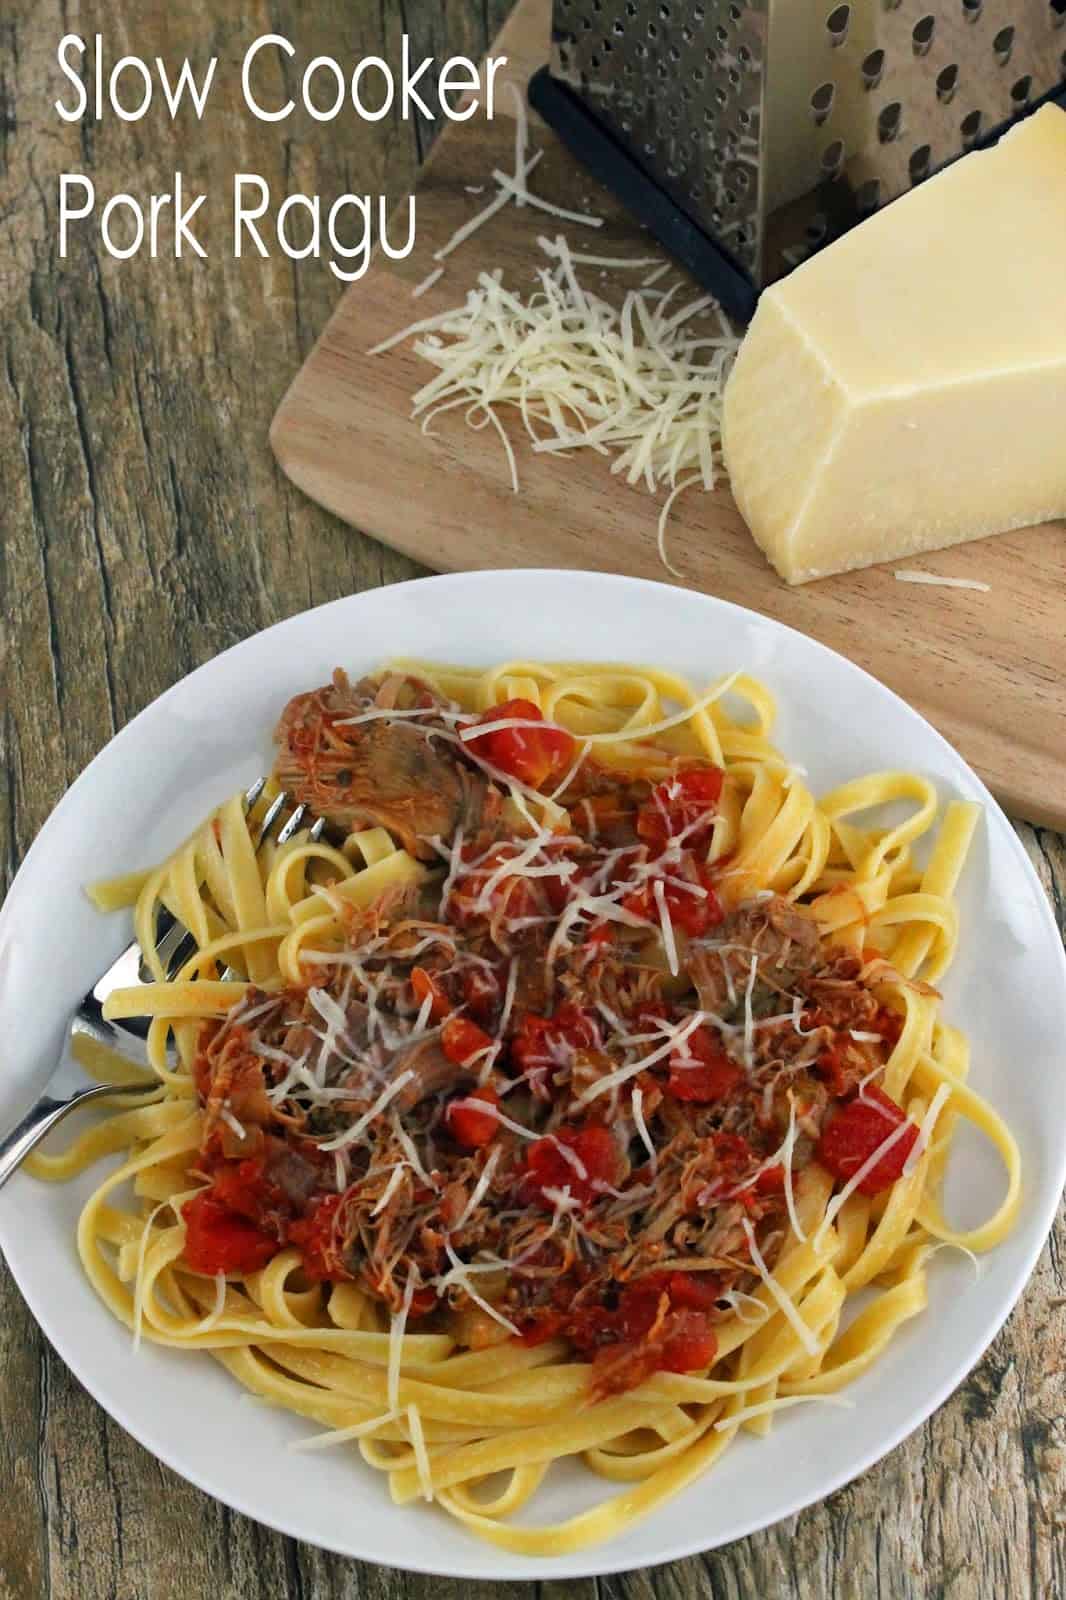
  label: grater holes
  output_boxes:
[659,2,671,15]
[826,5,851,46]
[821,139,845,176]
[857,177,881,213]
[728,66,741,86]
[862,49,885,89]
[909,144,931,183]
[682,24,693,43]
[805,214,828,246]
[715,86,728,105]
[961,0,982,21]
[716,25,729,44]
[992,26,1014,64]
[960,108,982,145]
[912,16,935,55]
[878,101,903,142]
[646,20,657,38]
[669,44,682,62]
[613,18,624,34]
[1010,73,1032,105]
[810,82,836,125]
[936,63,959,103]
[1053,0,1066,25]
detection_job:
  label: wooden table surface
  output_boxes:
[1,3,1063,1597]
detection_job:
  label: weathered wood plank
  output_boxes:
[0,2,1062,1597]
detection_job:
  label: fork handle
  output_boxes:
[0,1084,112,1194]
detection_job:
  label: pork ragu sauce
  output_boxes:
[184,672,918,1399]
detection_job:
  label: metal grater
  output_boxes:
[529,0,1066,318]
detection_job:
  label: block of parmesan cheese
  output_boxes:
[722,104,1066,585]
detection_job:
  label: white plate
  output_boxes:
[1,570,1063,1580]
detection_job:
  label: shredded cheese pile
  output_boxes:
[368,83,740,572]
[371,237,739,573]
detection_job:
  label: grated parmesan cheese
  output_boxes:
[715,1393,855,1432]
[407,1403,434,1500]
[901,1082,952,1177]
[894,571,990,592]
[388,1271,417,1413]
[372,234,739,555]
[631,1086,656,1173]
[411,265,444,299]
[741,1218,821,1357]
[290,1409,402,1452]
[441,1241,521,1336]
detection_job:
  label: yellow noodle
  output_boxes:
[44,659,1019,1556]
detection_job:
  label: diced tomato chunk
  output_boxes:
[589,1310,717,1396]
[449,843,539,925]
[441,1015,495,1068]
[208,1157,272,1222]
[666,1026,743,1103]
[461,964,500,1019]
[816,1084,919,1196]
[623,860,723,940]
[510,1004,600,1079]
[287,1193,349,1282]
[666,1270,721,1311]
[181,1192,278,1276]
[519,1311,566,1347]
[445,1085,501,1148]
[464,699,576,788]
[637,766,724,855]
[523,1124,618,1209]
[411,966,451,1021]
[660,1310,717,1374]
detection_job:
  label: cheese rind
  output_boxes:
[722,105,1066,585]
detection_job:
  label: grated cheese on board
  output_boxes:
[894,571,991,592]
[372,234,739,569]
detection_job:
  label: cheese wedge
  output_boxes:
[722,104,1066,584]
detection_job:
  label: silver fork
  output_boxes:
[0,783,324,1191]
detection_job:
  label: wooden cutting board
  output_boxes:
[271,0,1066,829]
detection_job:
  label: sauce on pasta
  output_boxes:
[31,659,1021,1555]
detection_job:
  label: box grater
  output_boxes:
[529,0,1066,319]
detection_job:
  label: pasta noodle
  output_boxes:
[29,659,1020,1555]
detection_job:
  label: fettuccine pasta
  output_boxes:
[31,659,1020,1554]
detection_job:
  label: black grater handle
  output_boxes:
[528,67,759,324]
